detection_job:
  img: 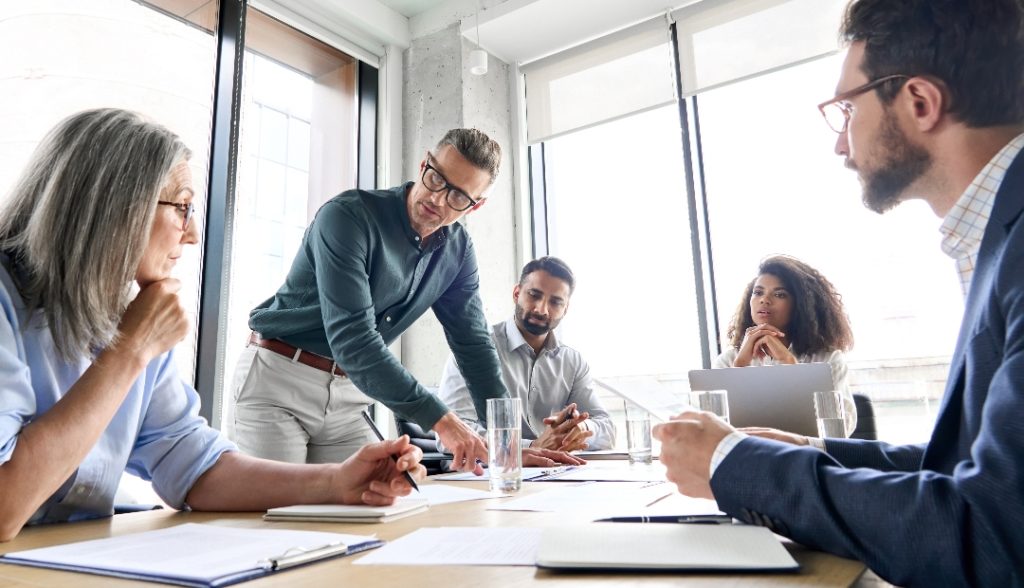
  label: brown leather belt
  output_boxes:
[248,332,346,377]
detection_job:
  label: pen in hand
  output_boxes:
[360,410,420,493]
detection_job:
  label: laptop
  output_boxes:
[687,363,835,436]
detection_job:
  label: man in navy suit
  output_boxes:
[654,1,1024,585]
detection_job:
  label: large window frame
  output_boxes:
[529,21,957,444]
[146,0,379,425]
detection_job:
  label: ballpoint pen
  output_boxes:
[258,541,351,570]
[361,410,420,492]
[594,515,734,524]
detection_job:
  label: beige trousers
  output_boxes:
[231,345,374,464]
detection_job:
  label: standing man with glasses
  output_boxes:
[233,129,576,473]
[655,0,1024,585]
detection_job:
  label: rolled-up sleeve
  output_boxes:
[126,351,235,509]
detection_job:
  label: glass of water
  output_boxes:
[813,391,846,438]
[487,397,522,493]
[624,401,652,465]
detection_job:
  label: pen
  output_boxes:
[594,515,734,524]
[361,410,420,492]
[259,540,350,570]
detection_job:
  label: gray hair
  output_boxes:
[435,128,502,185]
[0,108,190,361]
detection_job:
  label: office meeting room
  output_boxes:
[2,0,1023,586]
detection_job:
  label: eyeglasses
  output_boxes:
[817,74,910,134]
[157,200,195,231]
[421,152,479,212]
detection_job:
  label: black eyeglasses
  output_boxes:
[157,200,195,231]
[817,74,910,134]
[421,152,479,212]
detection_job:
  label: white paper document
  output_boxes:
[415,483,509,505]
[433,466,572,482]
[487,482,672,514]
[539,462,668,482]
[355,527,542,566]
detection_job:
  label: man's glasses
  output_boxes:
[421,152,479,212]
[817,74,909,134]
[157,200,195,231]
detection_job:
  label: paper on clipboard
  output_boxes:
[595,377,689,422]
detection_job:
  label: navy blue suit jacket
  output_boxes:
[712,149,1024,587]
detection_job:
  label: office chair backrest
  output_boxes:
[394,416,452,475]
[851,393,878,441]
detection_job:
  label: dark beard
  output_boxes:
[515,304,552,336]
[518,315,550,336]
[861,109,932,214]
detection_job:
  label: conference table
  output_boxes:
[0,474,870,587]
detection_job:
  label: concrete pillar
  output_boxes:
[400,23,517,386]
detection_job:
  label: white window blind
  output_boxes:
[673,0,846,97]
[521,17,675,145]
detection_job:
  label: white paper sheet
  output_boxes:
[412,484,509,505]
[487,482,672,514]
[539,462,668,482]
[354,527,542,566]
[432,466,572,481]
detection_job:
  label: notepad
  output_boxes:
[0,523,383,588]
[536,523,799,572]
[264,498,429,523]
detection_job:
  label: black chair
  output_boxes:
[394,417,453,475]
[850,393,878,440]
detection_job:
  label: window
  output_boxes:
[221,8,360,428]
[0,0,219,379]
[0,0,221,507]
[542,104,701,450]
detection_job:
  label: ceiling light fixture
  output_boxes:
[469,1,488,75]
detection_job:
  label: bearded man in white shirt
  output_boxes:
[436,257,615,452]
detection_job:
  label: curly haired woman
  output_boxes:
[715,255,856,435]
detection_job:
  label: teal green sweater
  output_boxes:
[249,183,507,429]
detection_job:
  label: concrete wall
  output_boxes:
[400,23,518,386]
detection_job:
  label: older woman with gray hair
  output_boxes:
[0,108,424,541]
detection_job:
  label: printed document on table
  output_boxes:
[538,462,668,482]
[433,467,570,481]
[487,481,672,514]
[355,527,541,566]
[415,483,509,505]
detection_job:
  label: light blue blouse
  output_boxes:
[0,262,235,524]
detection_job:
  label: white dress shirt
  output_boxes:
[435,318,615,450]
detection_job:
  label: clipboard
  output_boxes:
[0,523,384,588]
